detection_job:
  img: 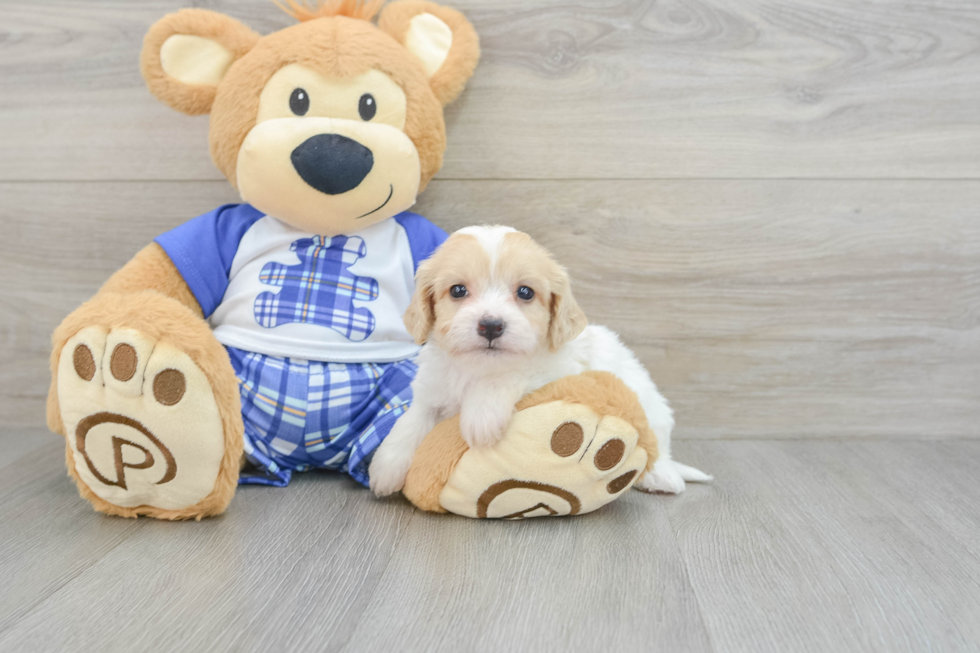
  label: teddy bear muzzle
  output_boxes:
[235,116,421,235]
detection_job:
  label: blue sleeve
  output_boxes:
[394,212,448,272]
[154,204,265,318]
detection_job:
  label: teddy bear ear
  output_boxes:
[378,1,480,106]
[141,9,260,116]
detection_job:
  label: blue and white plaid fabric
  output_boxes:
[253,235,379,341]
[226,346,415,487]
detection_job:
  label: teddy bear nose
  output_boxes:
[290,134,374,195]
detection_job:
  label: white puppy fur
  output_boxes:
[369,225,711,497]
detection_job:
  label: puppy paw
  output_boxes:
[634,457,687,494]
[459,404,514,449]
[368,441,413,497]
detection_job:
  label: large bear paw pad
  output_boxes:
[58,327,225,511]
[440,401,649,519]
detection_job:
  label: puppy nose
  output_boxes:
[477,317,506,343]
[290,134,374,195]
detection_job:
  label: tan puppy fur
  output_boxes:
[404,229,585,357]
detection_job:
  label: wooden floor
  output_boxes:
[2,429,979,652]
[2,0,979,650]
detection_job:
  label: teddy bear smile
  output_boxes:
[355,184,394,219]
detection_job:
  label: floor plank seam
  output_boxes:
[334,506,418,653]
[660,501,718,653]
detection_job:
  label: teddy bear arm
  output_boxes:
[98,242,203,317]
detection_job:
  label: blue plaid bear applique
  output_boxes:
[253,235,379,341]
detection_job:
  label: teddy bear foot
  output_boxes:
[447,403,647,518]
[403,372,657,519]
[57,326,234,519]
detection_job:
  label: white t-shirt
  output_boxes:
[155,204,446,363]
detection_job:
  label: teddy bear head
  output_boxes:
[141,0,479,235]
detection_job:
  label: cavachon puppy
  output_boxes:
[369,226,712,496]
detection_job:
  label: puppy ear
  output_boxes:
[548,266,588,351]
[403,258,438,344]
[378,1,480,106]
[141,9,260,116]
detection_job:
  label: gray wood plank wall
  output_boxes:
[1,0,978,439]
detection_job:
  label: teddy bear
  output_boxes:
[46,0,660,520]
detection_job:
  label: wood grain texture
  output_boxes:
[0,431,147,634]
[1,0,980,180]
[3,180,978,438]
[669,440,980,653]
[341,498,712,652]
[0,442,417,651]
[0,427,59,471]
[2,436,979,652]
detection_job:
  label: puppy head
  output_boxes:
[404,226,588,358]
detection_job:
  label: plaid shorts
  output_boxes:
[226,346,416,487]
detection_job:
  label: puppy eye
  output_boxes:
[516,286,535,301]
[290,88,309,116]
[450,284,468,299]
[359,93,377,121]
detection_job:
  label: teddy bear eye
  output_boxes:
[359,93,377,121]
[450,284,467,299]
[516,286,535,301]
[290,88,309,116]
